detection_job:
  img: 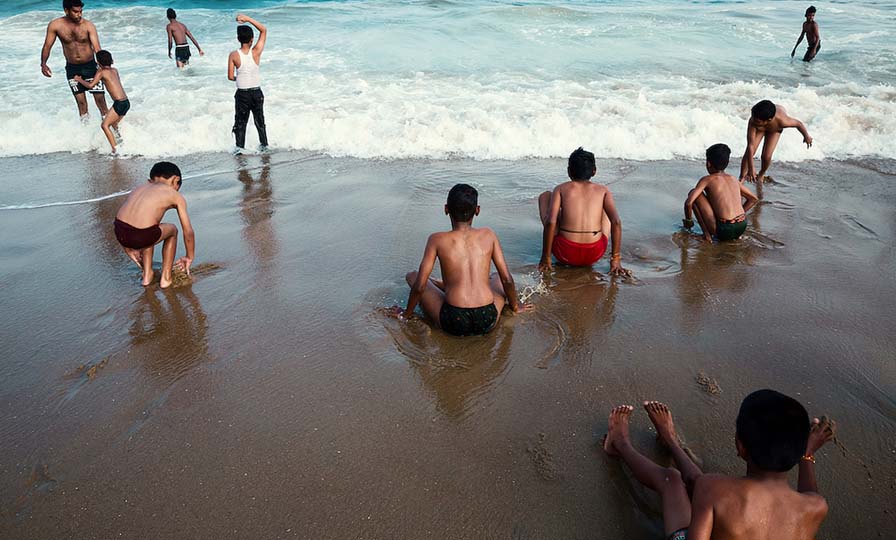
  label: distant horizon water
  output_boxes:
[3,1,895,160]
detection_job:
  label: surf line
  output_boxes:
[0,190,132,211]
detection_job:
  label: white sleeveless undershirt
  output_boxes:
[235,50,261,89]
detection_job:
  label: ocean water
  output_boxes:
[2,0,895,160]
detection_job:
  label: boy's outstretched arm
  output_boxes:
[186,26,203,54]
[683,177,709,222]
[403,236,438,317]
[492,233,530,313]
[175,194,196,275]
[792,28,806,57]
[603,191,628,276]
[798,417,836,494]
[538,188,562,270]
[739,123,760,182]
[74,69,104,89]
[784,115,813,148]
[236,14,267,54]
[740,183,759,213]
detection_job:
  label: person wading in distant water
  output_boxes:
[166,8,204,69]
[228,14,268,152]
[40,0,109,122]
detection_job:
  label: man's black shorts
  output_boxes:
[65,59,105,95]
[175,45,191,64]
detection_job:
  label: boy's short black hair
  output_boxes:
[751,100,776,121]
[806,5,817,15]
[736,389,810,472]
[150,161,182,180]
[63,0,84,10]
[237,25,254,44]
[568,147,596,181]
[446,184,478,222]
[167,8,176,19]
[95,50,113,67]
[706,143,731,170]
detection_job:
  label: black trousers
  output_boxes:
[233,88,268,148]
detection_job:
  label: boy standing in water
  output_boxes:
[603,390,835,540]
[792,6,820,62]
[166,8,204,68]
[684,143,758,242]
[228,14,268,152]
[114,162,195,288]
[395,184,532,336]
[739,100,813,183]
[73,49,129,153]
[538,147,627,275]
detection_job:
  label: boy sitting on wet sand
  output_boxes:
[684,143,758,242]
[73,49,129,154]
[603,390,835,540]
[114,161,195,288]
[538,147,627,274]
[394,184,532,336]
[739,100,813,184]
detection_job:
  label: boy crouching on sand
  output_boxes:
[74,49,129,153]
[604,390,835,540]
[684,143,758,242]
[394,184,532,336]
[538,147,627,275]
[114,161,195,288]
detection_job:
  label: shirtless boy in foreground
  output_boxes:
[74,50,129,153]
[166,8,204,68]
[739,100,813,184]
[114,162,195,288]
[40,0,108,120]
[792,6,820,62]
[604,390,835,540]
[538,147,628,275]
[684,144,758,242]
[394,184,532,336]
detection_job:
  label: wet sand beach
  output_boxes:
[1,152,894,539]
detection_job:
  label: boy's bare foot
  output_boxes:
[141,269,154,287]
[806,416,836,456]
[160,274,173,289]
[644,401,680,449]
[603,405,634,457]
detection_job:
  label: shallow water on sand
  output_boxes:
[1,153,894,538]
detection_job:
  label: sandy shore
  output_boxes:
[1,151,894,538]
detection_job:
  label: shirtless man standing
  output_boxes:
[40,0,108,121]
[394,184,532,336]
[739,100,813,184]
[166,8,204,69]
[791,6,821,62]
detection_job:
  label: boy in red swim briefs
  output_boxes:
[538,147,628,275]
[114,161,195,288]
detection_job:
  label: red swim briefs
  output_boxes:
[551,234,608,267]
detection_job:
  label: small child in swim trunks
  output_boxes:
[538,147,628,275]
[684,143,758,242]
[603,390,835,540]
[114,161,195,288]
[394,184,532,336]
[73,49,129,154]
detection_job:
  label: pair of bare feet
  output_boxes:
[124,248,178,288]
[603,401,836,457]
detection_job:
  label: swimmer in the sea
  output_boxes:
[73,49,129,154]
[393,183,533,336]
[603,390,835,540]
[683,143,758,242]
[537,147,629,275]
[739,100,813,184]
[792,6,821,62]
[114,161,195,288]
[166,8,204,68]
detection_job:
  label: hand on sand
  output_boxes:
[513,302,535,314]
[387,305,412,321]
[806,416,836,457]
[682,218,695,230]
[174,257,192,276]
[537,260,552,273]
[803,135,813,148]
[41,64,52,77]
[609,261,632,278]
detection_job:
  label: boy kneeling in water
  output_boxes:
[604,390,835,540]
[684,144,758,242]
[538,147,628,275]
[394,184,532,336]
[114,162,195,288]
[74,49,129,154]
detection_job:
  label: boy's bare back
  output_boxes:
[553,181,609,242]
[691,474,827,540]
[429,227,499,308]
[167,21,188,44]
[696,172,747,221]
[117,183,184,228]
[95,66,125,101]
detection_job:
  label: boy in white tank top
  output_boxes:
[227,14,268,152]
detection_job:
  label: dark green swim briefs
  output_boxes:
[715,215,747,241]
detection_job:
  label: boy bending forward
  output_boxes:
[396,184,531,336]
[114,161,195,288]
